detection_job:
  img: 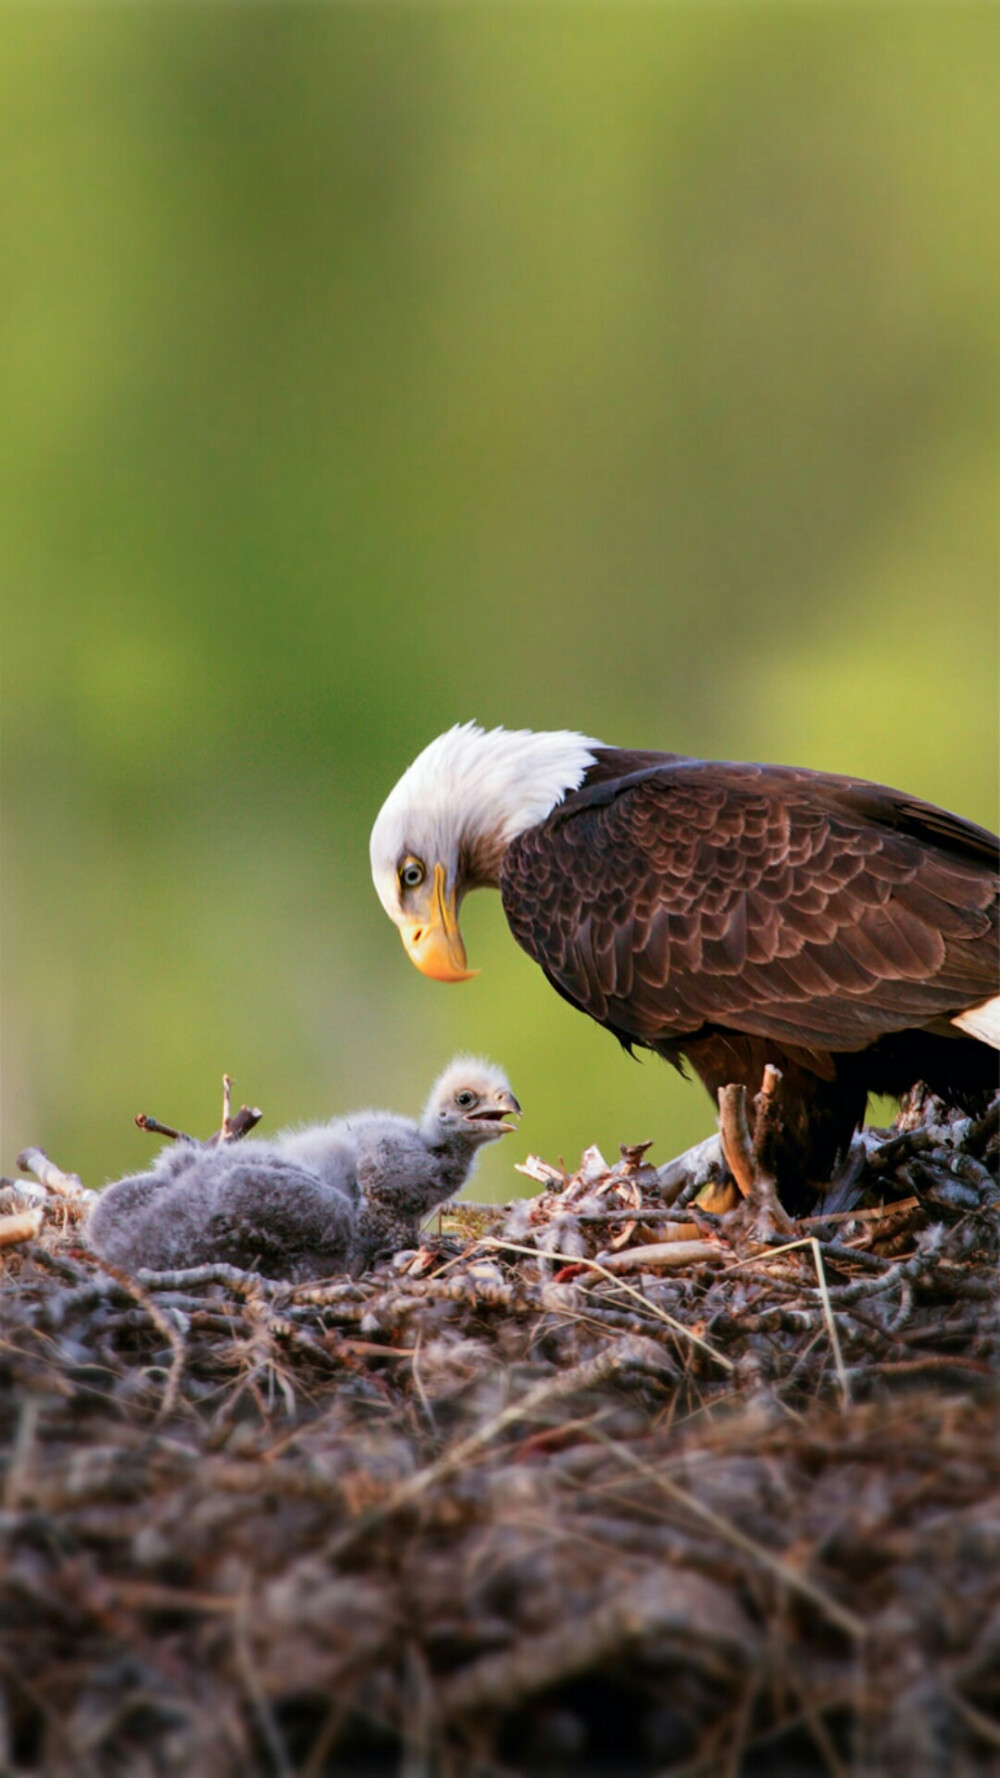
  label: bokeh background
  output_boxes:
[3,3,998,1201]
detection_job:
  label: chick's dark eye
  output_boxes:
[455,1091,476,1109]
[399,859,425,890]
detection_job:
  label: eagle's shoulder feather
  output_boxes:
[499,758,999,1055]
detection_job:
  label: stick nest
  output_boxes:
[1,1089,998,1777]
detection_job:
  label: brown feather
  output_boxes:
[500,754,999,1190]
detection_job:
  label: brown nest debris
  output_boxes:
[1,1088,998,1776]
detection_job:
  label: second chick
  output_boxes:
[86,1058,520,1282]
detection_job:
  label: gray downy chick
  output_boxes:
[341,1056,520,1271]
[85,1136,357,1282]
[86,1057,520,1281]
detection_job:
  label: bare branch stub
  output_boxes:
[135,1114,196,1144]
[205,1104,264,1145]
[618,1140,655,1172]
[220,1074,234,1141]
[718,1078,796,1239]
[752,1064,785,1165]
[212,1074,262,1145]
[134,1078,262,1149]
[226,1106,263,1142]
[717,1085,756,1198]
[0,1209,45,1249]
[17,1148,86,1199]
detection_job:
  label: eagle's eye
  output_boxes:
[399,858,425,891]
[455,1090,477,1109]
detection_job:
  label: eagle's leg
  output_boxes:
[717,1075,796,1239]
[672,1033,867,1213]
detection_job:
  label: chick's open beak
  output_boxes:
[493,1088,522,1134]
[467,1088,522,1135]
[400,863,478,983]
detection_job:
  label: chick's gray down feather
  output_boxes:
[86,1058,519,1281]
[86,1144,355,1282]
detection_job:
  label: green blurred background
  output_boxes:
[2,3,998,1201]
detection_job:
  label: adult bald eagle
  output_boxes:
[370,725,999,1195]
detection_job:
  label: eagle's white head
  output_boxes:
[370,722,601,981]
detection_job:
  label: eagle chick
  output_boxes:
[86,1058,520,1281]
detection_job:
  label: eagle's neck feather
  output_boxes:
[442,725,603,884]
[408,724,605,887]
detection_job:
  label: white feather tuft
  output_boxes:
[370,721,603,913]
[424,1053,513,1110]
[951,995,1000,1049]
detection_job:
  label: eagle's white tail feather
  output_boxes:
[951,995,1000,1049]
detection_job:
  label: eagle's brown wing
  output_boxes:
[499,761,999,1055]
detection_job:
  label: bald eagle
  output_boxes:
[370,725,999,1196]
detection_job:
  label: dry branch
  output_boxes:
[441,1567,755,1715]
[718,1083,757,1197]
[0,1208,44,1248]
[17,1147,90,1200]
[593,1237,724,1271]
[135,1073,262,1147]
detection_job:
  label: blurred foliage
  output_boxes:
[2,4,997,1199]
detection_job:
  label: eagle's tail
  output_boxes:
[951,995,1000,1048]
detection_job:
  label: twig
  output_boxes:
[409,1328,437,1433]
[326,1340,680,1561]
[17,1148,89,1200]
[859,1355,996,1378]
[90,1256,188,1423]
[863,1127,936,1176]
[0,1209,45,1248]
[945,1689,1000,1752]
[211,1075,262,1145]
[136,1081,262,1148]
[233,1606,294,1778]
[135,1113,196,1143]
[809,1237,850,1410]
[718,1086,756,1198]
[479,1236,734,1371]
[93,1578,240,1615]
[20,1242,86,1282]
[440,1565,754,1716]
[136,1263,284,1297]
[225,1105,263,1142]
[587,1429,865,1641]
[812,1239,890,1275]
[798,1198,920,1228]
[752,1064,785,1158]
[575,1206,715,1227]
[594,1239,724,1272]
[3,1394,42,1509]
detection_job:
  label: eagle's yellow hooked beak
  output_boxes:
[400,863,478,983]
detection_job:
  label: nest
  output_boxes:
[1,1089,998,1777]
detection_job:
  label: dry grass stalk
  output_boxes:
[480,1236,735,1372]
[586,1428,866,1641]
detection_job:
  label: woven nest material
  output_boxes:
[1,1089,998,1777]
